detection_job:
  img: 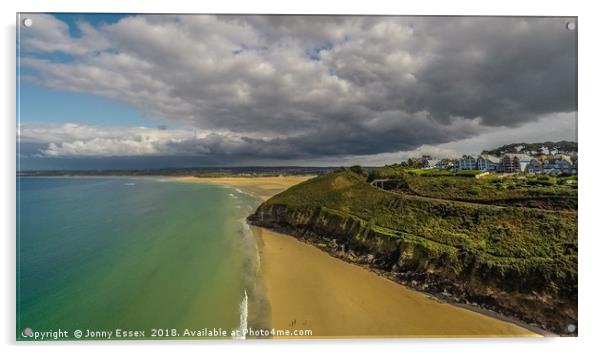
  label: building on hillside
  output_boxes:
[498,155,521,173]
[571,155,578,171]
[476,155,500,171]
[525,158,544,173]
[516,154,532,170]
[543,155,576,175]
[556,155,576,175]
[556,156,576,174]
[437,159,455,170]
[421,155,441,168]
[455,155,477,170]
[498,154,531,173]
[543,158,556,174]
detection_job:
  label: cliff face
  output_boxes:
[247,171,577,335]
[250,205,401,263]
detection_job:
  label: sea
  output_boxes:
[16,177,265,340]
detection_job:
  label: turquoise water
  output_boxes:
[17,177,263,340]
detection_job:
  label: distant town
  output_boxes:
[413,141,578,176]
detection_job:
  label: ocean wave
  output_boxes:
[235,218,269,333]
[240,219,261,276]
[234,289,248,340]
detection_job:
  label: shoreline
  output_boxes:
[174,175,542,338]
[256,224,553,338]
[253,226,542,338]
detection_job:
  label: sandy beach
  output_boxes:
[174,176,313,201]
[175,175,539,338]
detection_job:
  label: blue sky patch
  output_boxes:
[18,83,167,128]
[49,13,133,37]
[306,41,333,61]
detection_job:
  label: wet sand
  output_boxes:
[175,175,539,338]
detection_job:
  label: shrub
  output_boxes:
[349,165,364,175]
[468,186,482,195]
[456,170,481,177]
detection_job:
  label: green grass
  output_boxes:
[455,169,483,177]
[264,169,577,294]
[407,169,454,176]
[396,173,576,210]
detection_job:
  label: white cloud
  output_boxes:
[19,123,295,158]
[20,14,109,55]
[20,123,192,156]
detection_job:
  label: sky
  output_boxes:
[17,14,577,170]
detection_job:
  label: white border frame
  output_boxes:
[3,1,599,353]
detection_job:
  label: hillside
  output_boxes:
[379,172,577,211]
[248,169,578,334]
[481,140,577,157]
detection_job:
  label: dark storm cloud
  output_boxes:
[19,15,576,161]
[401,18,577,126]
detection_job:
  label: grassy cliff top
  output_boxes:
[366,165,577,210]
[264,169,577,268]
[256,168,577,331]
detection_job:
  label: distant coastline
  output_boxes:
[16,166,341,178]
